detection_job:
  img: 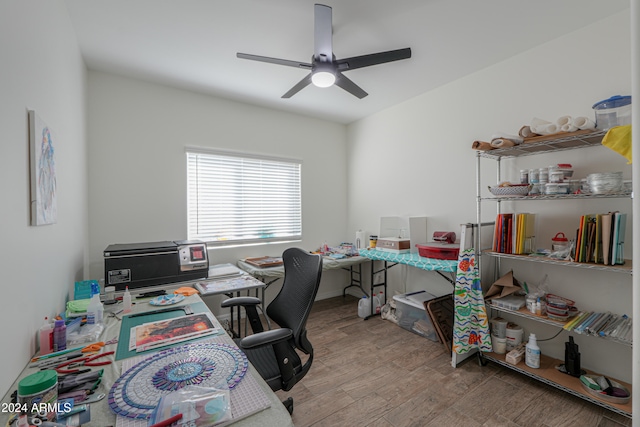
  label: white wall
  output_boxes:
[347,10,633,382]
[87,72,349,313]
[0,1,88,397]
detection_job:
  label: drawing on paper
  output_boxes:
[29,110,57,225]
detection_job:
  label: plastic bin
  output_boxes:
[416,243,459,260]
[392,292,438,341]
[592,95,631,130]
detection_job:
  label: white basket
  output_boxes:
[488,185,531,196]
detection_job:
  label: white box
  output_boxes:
[379,216,428,254]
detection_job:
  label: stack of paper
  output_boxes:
[208,263,243,279]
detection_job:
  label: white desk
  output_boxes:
[0,294,293,427]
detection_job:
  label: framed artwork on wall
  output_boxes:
[28,110,57,225]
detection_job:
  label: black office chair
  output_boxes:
[221,247,323,414]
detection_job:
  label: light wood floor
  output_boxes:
[269,295,631,427]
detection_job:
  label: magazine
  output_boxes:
[129,312,219,352]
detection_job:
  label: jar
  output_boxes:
[369,235,378,248]
[529,168,540,184]
[520,169,529,184]
[18,370,58,420]
[538,167,549,184]
[552,232,569,251]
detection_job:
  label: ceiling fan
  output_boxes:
[237,3,411,99]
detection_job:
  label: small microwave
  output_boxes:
[104,240,209,291]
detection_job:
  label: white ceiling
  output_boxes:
[64,0,629,124]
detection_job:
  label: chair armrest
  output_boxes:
[221,296,261,308]
[240,328,293,350]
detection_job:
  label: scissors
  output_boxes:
[56,351,114,374]
[81,338,118,353]
[81,342,105,353]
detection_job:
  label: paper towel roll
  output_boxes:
[536,123,559,135]
[561,123,578,132]
[355,230,366,249]
[472,140,493,151]
[556,115,572,127]
[530,117,551,134]
[519,125,539,138]
[572,116,596,130]
[490,138,516,148]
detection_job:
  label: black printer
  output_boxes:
[104,240,209,291]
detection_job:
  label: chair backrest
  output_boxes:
[266,247,322,354]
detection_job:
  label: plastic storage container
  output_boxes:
[415,243,459,260]
[490,295,525,310]
[18,370,58,420]
[592,95,632,130]
[392,293,438,341]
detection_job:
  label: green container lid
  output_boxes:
[18,370,57,396]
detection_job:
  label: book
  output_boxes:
[594,214,602,264]
[601,213,612,265]
[616,213,627,264]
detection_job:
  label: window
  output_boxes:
[186,148,302,246]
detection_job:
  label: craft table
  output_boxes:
[237,254,370,299]
[358,248,458,319]
[0,294,294,427]
[194,273,267,338]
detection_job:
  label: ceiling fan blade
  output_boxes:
[336,47,411,71]
[335,72,368,99]
[314,4,333,62]
[237,52,312,70]
[282,73,313,98]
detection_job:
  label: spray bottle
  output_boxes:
[525,333,541,368]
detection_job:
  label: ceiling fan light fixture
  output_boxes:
[311,70,335,88]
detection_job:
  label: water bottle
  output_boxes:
[358,296,371,318]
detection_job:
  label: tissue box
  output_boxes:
[505,343,526,365]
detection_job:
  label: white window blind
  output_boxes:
[186,148,302,246]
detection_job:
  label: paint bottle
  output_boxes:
[525,333,541,369]
[52,320,66,352]
[38,317,53,355]
[123,286,132,314]
[86,294,104,325]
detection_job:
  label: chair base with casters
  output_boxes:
[221,248,322,414]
